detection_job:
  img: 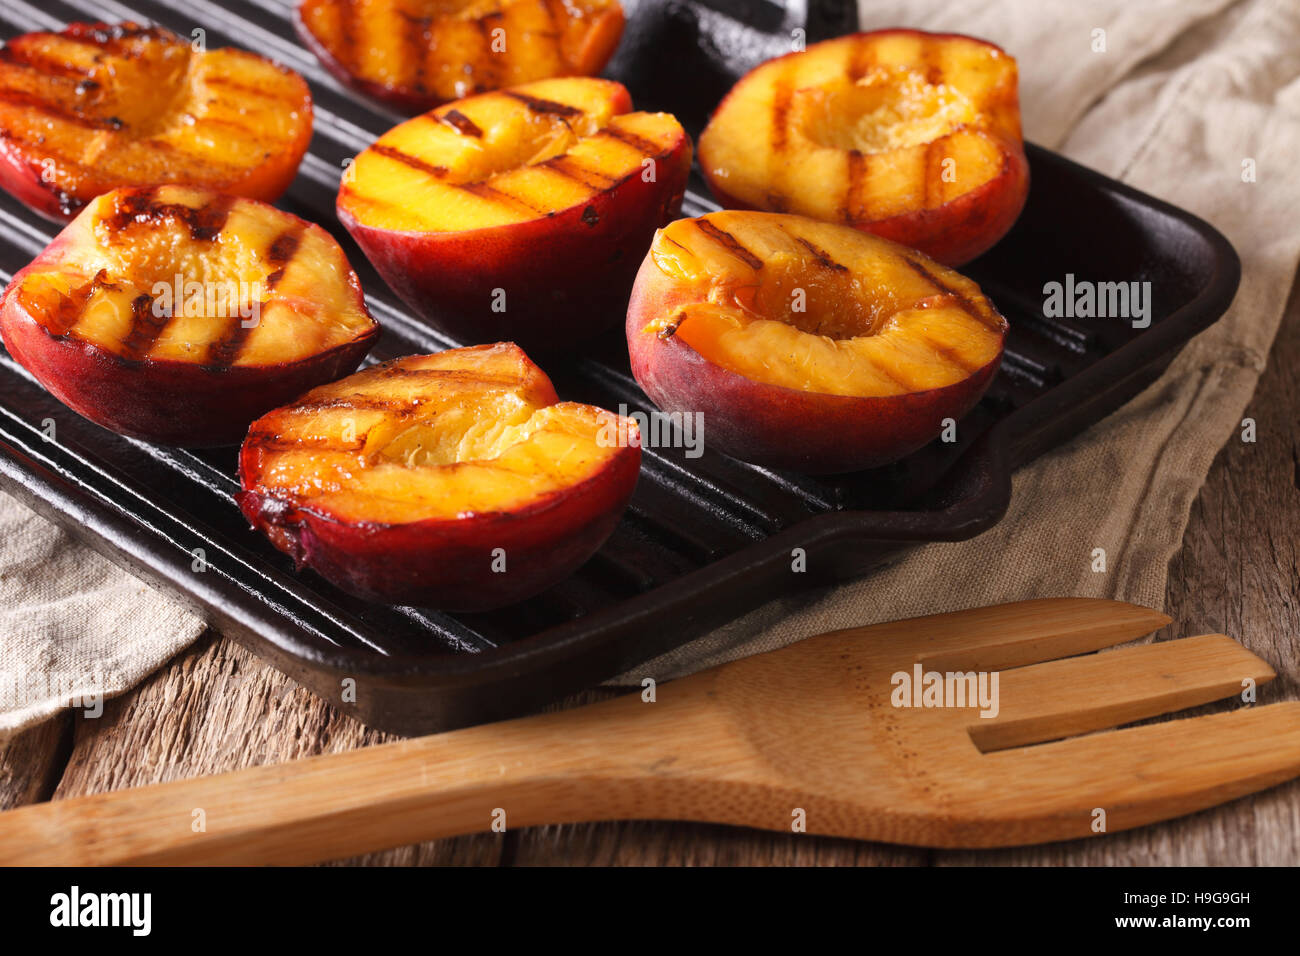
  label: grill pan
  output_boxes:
[0,0,1240,733]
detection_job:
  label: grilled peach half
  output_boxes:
[338,77,690,351]
[698,30,1028,266]
[237,343,642,609]
[0,185,377,446]
[626,211,1007,474]
[297,0,625,113]
[0,22,313,222]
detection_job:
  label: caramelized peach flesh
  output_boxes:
[338,77,691,351]
[238,343,642,609]
[0,22,313,222]
[297,0,625,112]
[626,211,1007,473]
[698,30,1029,266]
[0,186,377,446]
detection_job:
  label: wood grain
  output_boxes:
[15,598,1291,863]
[50,633,503,866]
[0,716,70,811]
[2,270,1297,866]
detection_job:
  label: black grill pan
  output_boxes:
[0,0,1240,733]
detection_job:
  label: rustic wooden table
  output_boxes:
[4,275,1297,867]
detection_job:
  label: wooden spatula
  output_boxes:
[2,597,1297,864]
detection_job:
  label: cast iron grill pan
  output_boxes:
[0,0,1240,732]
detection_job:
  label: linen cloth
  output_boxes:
[2,0,1298,732]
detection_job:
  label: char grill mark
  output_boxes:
[846,41,874,81]
[202,223,305,369]
[457,180,548,215]
[118,291,165,362]
[440,108,484,137]
[503,90,583,117]
[0,89,120,130]
[696,219,764,270]
[204,317,258,370]
[0,43,91,80]
[900,256,1002,330]
[845,149,869,223]
[790,233,849,272]
[369,144,449,179]
[264,225,305,289]
[771,71,792,153]
[101,191,237,242]
[337,0,359,74]
[475,14,503,92]
[541,155,614,190]
[596,125,660,155]
[397,11,432,95]
[921,339,979,374]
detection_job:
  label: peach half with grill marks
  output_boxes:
[337,77,691,352]
[697,30,1029,266]
[237,343,642,610]
[0,185,378,446]
[626,211,1007,474]
[297,0,625,113]
[0,22,313,222]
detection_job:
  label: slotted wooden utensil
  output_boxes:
[2,597,1298,864]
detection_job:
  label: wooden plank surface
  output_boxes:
[2,273,1297,866]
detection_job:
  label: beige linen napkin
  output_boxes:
[3,0,1299,731]
[0,500,203,731]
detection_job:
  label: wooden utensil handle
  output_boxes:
[0,689,722,866]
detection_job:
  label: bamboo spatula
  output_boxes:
[3,597,1298,865]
